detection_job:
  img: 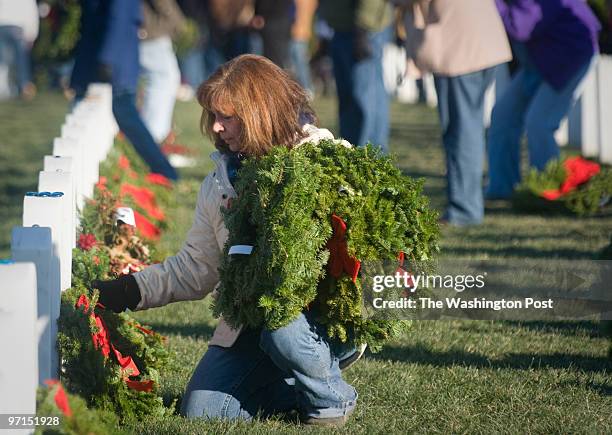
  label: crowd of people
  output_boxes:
[2,0,605,225]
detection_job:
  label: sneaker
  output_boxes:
[300,406,355,427]
[339,343,367,370]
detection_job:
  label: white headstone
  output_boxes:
[43,155,73,173]
[0,262,38,421]
[569,58,599,156]
[23,194,71,292]
[11,227,58,384]
[597,55,612,164]
[53,138,86,204]
[43,155,80,218]
[38,171,76,248]
[61,125,98,199]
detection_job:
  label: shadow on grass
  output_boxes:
[499,320,603,338]
[443,245,595,260]
[583,381,612,396]
[145,322,215,341]
[369,342,612,373]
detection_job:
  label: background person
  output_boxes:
[319,0,394,152]
[139,0,186,145]
[400,0,512,226]
[0,0,39,99]
[71,0,178,181]
[486,0,601,199]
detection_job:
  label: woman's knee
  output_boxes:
[180,389,251,420]
[259,315,332,378]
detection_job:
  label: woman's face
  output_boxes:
[212,109,243,153]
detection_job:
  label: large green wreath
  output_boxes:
[213,140,440,351]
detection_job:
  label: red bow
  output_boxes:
[44,380,73,417]
[541,156,600,200]
[75,294,154,392]
[120,183,165,221]
[146,173,172,188]
[132,209,161,241]
[326,214,361,282]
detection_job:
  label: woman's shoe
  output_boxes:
[339,343,367,370]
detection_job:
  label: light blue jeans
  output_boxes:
[486,45,596,199]
[180,311,357,420]
[434,67,497,226]
[139,36,181,143]
[289,39,313,94]
[330,26,391,152]
[0,25,30,95]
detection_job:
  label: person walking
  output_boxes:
[486,0,601,199]
[139,0,186,144]
[319,0,394,152]
[71,0,178,181]
[401,0,512,226]
[0,0,38,99]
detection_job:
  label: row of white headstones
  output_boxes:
[385,49,612,165]
[0,83,117,428]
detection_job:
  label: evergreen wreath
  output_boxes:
[513,156,612,216]
[37,380,127,435]
[214,140,440,351]
[58,149,175,421]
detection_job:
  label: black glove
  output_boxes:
[92,274,141,313]
[353,26,373,61]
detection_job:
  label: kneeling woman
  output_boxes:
[94,54,359,426]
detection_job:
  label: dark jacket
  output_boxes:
[319,0,393,32]
[71,0,141,94]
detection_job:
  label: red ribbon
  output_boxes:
[118,155,138,179]
[120,183,165,221]
[75,294,155,393]
[146,173,172,188]
[541,156,600,200]
[326,214,361,282]
[76,294,111,357]
[132,209,161,241]
[396,251,416,297]
[44,380,73,417]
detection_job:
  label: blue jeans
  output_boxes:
[112,90,178,180]
[139,36,181,143]
[180,312,357,420]
[434,67,497,226]
[289,39,313,94]
[330,27,391,152]
[0,25,30,95]
[486,48,596,198]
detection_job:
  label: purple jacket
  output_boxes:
[495,0,600,89]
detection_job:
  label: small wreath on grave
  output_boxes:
[59,154,175,420]
[37,380,127,434]
[512,156,612,216]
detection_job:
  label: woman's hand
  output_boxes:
[92,275,141,313]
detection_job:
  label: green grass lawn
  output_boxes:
[1,92,611,433]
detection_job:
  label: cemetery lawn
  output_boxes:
[2,93,612,433]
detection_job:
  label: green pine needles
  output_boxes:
[214,140,440,351]
[513,157,612,216]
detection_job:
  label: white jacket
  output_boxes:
[133,124,347,347]
[0,0,39,43]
